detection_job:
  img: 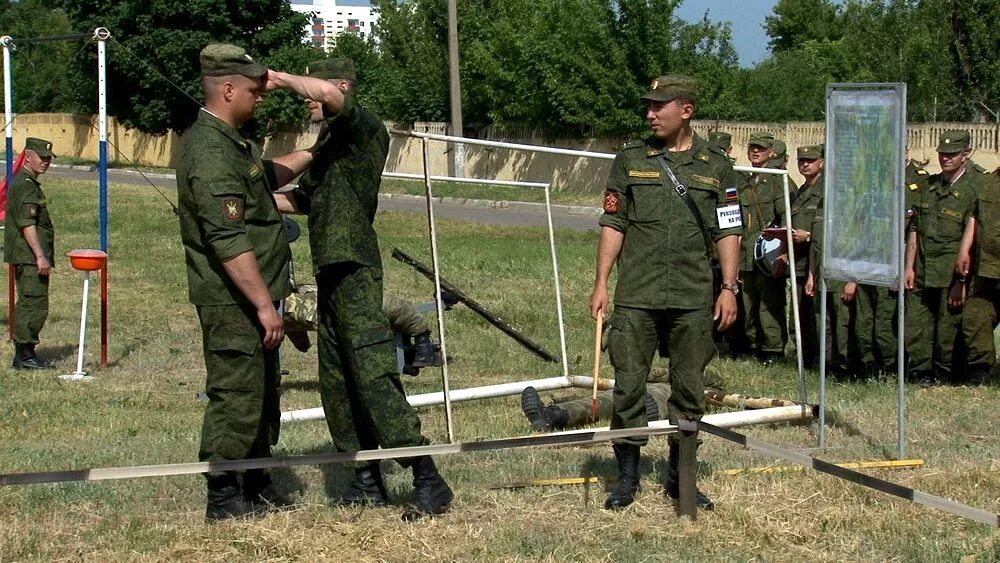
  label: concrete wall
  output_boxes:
[9,113,1000,192]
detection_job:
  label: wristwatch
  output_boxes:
[720,282,740,296]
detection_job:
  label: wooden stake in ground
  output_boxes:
[591,310,603,420]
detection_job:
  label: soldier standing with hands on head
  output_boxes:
[4,138,56,370]
[176,44,313,520]
[267,58,453,519]
[590,75,742,512]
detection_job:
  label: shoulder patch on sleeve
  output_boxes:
[25,204,38,218]
[221,198,244,221]
[603,190,620,213]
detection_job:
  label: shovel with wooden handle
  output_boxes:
[591,310,603,421]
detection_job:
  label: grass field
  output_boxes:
[0,178,997,561]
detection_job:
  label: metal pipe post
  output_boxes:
[3,37,15,342]
[544,185,569,377]
[422,138,455,442]
[96,28,110,367]
[781,173,806,403]
[819,276,827,449]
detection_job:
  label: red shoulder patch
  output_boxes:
[603,190,620,213]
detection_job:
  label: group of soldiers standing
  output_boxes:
[706,128,999,387]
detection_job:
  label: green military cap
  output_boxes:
[771,139,787,158]
[641,75,698,103]
[305,57,357,81]
[748,132,775,149]
[24,137,55,158]
[199,43,266,78]
[797,144,824,160]
[708,131,732,150]
[937,129,971,153]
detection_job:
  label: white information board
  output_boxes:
[823,85,906,287]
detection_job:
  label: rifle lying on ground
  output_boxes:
[391,247,559,363]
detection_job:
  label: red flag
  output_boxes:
[0,151,27,222]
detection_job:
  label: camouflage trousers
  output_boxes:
[285,285,429,337]
[13,264,49,346]
[605,306,714,446]
[906,286,965,379]
[741,270,787,355]
[556,364,726,428]
[316,264,426,459]
[196,302,281,463]
[962,276,999,372]
[821,285,856,375]
[855,285,900,373]
[793,277,819,368]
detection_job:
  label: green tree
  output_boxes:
[765,0,843,53]
[2,0,77,114]
[58,0,310,134]
[946,0,1000,121]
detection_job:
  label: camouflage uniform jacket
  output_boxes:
[176,109,291,305]
[599,133,743,310]
[739,171,790,272]
[4,168,54,265]
[790,176,822,277]
[296,94,389,272]
[912,170,979,288]
[972,172,1000,279]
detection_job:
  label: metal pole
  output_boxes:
[782,173,806,403]
[446,0,464,177]
[819,277,827,449]
[422,138,455,442]
[96,28,110,367]
[3,37,15,343]
[897,84,909,460]
[74,272,91,375]
[544,185,569,378]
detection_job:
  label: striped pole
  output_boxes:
[3,36,15,343]
[95,28,110,367]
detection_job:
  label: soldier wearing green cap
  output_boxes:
[266,58,454,518]
[4,137,57,370]
[707,131,733,158]
[905,130,979,385]
[176,43,314,520]
[738,131,788,366]
[590,74,742,511]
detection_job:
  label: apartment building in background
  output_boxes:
[289,0,379,51]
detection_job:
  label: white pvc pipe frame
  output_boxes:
[282,133,807,428]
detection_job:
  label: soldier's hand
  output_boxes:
[36,256,52,276]
[841,282,857,304]
[904,268,915,291]
[947,281,967,311]
[258,304,285,349]
[804,272,815,297]
[954,254,971,279]
[713,290,738,331]
[263,69,284,92]
[589,287,609,321]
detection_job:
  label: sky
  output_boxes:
[674,0,778,67]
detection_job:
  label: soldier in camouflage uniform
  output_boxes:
[781,144,823,368]
[4,138,56,370]
[590,75,743,511]
[958,162,1000,385]
[707,131,733,159]
[905,130,979,385]
[268,58,453,517]
[739,132,788,366]
[176,44,314,520]
[520,364,727,431]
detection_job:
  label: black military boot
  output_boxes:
[663,441,714,510]
[604,443,641,510]
[520,386,548,431]
[336,463,390,506]
[544,405,570,429]
[12,344,52,370]
[243,469,295,512]
[206,473,258,521]
[909,370,937,387]
[404,456,453,519]
[411,332,442,368]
